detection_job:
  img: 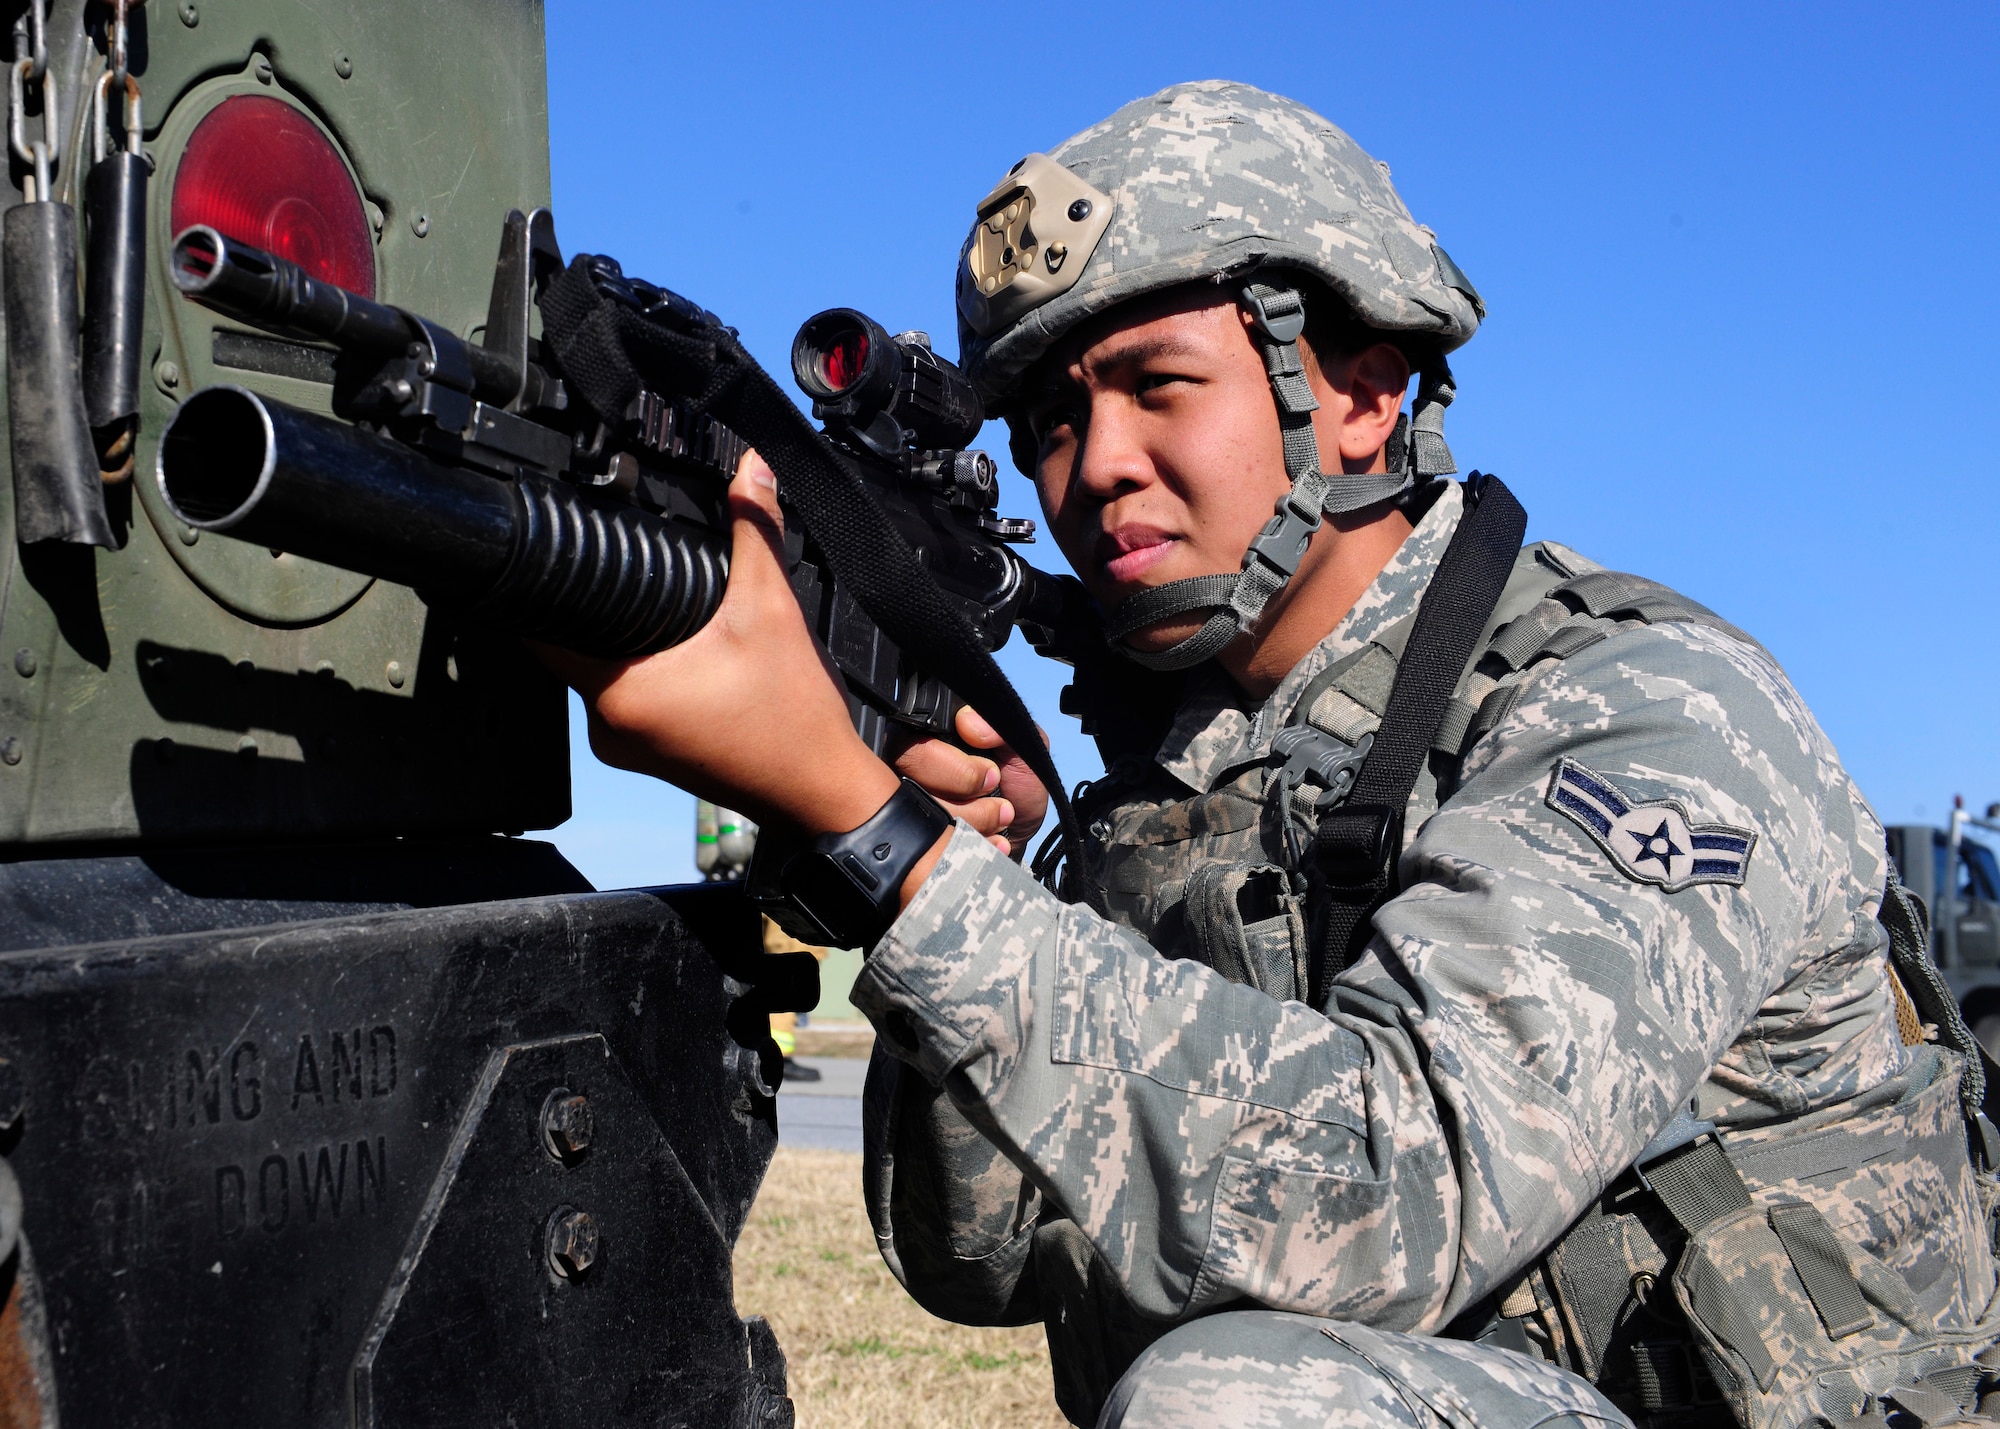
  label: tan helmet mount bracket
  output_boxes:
[957,154,1113,341]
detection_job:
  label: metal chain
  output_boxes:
[20,0,46,79]
[8,0,58,201]
[107,0,130,89]
[92,0,142,164]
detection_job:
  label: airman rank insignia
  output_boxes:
[1545,758,1755,892]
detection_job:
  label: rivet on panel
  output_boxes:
[410,212,430,238]
[252,55,274,84]
[178,525,199,546]
[0,737,21,766]
[176,1,197,25]
[333,52,353,79]
[385,660,405,689]
[237,736,258,758]
[155,359,180,389]
[12,649,35,678]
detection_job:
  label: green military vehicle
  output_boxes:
[0,1,801,1423]
[1887,803,2000,1058]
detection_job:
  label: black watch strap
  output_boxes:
[748,779,953,949]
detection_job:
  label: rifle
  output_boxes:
[157,210,1090,764]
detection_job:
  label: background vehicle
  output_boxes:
[1886,800,2000,1057]
[0,1,795,1423]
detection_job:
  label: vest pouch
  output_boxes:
[1531,1053,2000,1428]
[1670,1180,1994,1428]
[1182,862,1307,1002]
[1536,1201,1734,1418]
[1095,783,1265,947]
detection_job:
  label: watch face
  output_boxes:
[782,851,881,948]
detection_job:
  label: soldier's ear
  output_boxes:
[1329,343,1411,463]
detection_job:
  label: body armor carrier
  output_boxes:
[1071,535,2000,1429]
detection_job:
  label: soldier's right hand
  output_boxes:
[890,706,1049,861]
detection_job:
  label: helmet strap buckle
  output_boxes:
[1239,284,1307,344]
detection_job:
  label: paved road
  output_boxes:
[775,1055,865,1152]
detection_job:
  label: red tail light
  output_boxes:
[169,95,375,299]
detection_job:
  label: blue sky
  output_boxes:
[541,2,2000,890]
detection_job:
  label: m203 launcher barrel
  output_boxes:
[162,220,735,657]
[157,215,1084,753]
[157,385,729,655]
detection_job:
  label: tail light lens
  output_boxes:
[169,95,375,299]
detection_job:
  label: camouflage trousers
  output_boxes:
[1098,1313,1630,1429]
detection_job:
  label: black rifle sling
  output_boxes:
[536,258,1092,899]
[1310,475,1528,1006]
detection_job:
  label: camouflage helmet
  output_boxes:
[954,80,1484,409]
[954,81,1487,672]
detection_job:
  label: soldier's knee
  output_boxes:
[1098,1313,1633,1429]
[1097,1312,1424,1428]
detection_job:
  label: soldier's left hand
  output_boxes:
[538,451,1021,860]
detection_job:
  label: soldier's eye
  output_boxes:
[1033,404,1080,441]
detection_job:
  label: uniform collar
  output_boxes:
[1153,480,1465,793]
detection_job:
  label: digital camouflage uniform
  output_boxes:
[858,481,2000,1427]
[853,82,2000,1429]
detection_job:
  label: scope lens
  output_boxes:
[817,328,869,395]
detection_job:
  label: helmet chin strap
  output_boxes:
[1105,282,1458,672]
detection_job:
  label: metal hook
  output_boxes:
[90,68,141,164]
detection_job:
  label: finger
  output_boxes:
[719,450,789,601]
[932,795,1013,838]
[953,707,1053,753]
[732,448,783,522]
[955,705,1004,750]
[892,737,999,801]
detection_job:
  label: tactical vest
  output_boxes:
[1077,542,2000,1429]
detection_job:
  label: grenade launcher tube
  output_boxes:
[155,385,728,656]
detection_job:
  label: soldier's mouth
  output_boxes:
[1099,528,1179,584]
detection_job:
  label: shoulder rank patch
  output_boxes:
[1545,758,1755,892]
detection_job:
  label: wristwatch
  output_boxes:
[747,778,953,949]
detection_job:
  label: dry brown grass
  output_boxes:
[737,1145,1069,1429]
[793,1026,878,1059]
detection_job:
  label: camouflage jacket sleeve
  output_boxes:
[860,1040,1046,1326]
[851,619,1892,1331]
